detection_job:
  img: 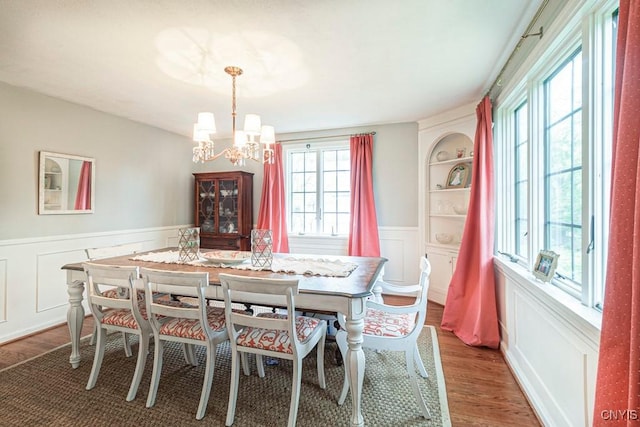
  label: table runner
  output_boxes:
[130,251,357,277]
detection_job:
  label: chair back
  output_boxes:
[219,273,301,354]
[414,256,431,327]
[140,267,213,338]
[83,263,143,325]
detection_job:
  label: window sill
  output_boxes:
[494,255,602,345]
[289,234,348,239]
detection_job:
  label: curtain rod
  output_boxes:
[277,131,376,144]
[483,0,549,100]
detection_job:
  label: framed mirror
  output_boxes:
[38,151,95,214]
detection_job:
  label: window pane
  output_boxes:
[305,152,317,171]
[337,149,350,170]
[337,192,350,213]
[291,152,305,172]
[304,172,316,192]
[514,102,529,258]
[324,192,336,212]
[337,213,350,234]
[304,193,316,212]
[323,150,337,171]
[548,119,572,173]
[544,49,582,285]
[323,213,336,234]
[291,172,305,192]
[548,64,573,123]
[291,193,304,213]
[337,171,350,190]
[324,171,336,191]
[291,213,304,233]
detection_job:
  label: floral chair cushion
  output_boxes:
[362,308,417,337]
[235,313,322,354]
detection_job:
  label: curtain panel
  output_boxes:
[593,1,640,424]
[440,96,500,348]
[257,143,289,253]
[74,160,92,210]
[348,134,380,257]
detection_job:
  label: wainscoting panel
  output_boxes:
[289,227,420,288]
[36,249,86,313]
[0,259,6,323]
[0,226,186,344]
[495,259,600,427]
[513,290,589,426]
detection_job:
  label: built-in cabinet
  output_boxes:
[425,133,473,299]
[193,171,253,251]
[418,105,476,303]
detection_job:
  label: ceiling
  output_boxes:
[0,0,542,139]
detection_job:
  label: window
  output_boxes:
[285,142,350,235]
[495,1,617,311]
[544,49,583,293]
[514,102,529,258]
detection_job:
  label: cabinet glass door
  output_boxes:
[197,180,216,232]
[217,179,239,234]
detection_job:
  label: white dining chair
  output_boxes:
[336,256,432,419]
[83,263,150,402]
[85,242,143,355]
[219,273,327,427]
[141,267,230,421]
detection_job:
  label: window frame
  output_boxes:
[283,140,351,236]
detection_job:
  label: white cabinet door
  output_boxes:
[426,249,456,305]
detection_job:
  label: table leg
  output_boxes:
[67,279,85,369]
[344,316,365,426]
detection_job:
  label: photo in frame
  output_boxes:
[446,162,471,188]
[532,250,560,282]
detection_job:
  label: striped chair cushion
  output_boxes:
[101,288,145,301]
[101,299,194,329]
[158,306,232,341]
[362,308,416,337]
[235,313,322,354]
[101,309,142,330]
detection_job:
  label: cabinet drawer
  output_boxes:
[201,236,247,251]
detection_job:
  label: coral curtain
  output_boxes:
[440,96,499,348]
[74,161,92,210]
[257,143,289,253]
[593,2,640,425]
[348,134,380,257]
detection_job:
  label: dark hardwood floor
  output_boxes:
[0,300,540,426]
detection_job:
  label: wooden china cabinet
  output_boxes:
[193,171,253,251]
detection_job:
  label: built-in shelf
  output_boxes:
[428,155,473,166]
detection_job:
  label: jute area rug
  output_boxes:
[0,325,450,427]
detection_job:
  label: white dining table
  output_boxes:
[62,248,387,427]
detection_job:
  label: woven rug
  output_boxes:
[0,325,450,427]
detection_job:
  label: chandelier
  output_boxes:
[192,66,275,165]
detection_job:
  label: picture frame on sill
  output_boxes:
[446,162,471,189]
[532,250,559,282]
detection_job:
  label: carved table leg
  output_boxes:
[67,279,85,369]
[345,316,365,426]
